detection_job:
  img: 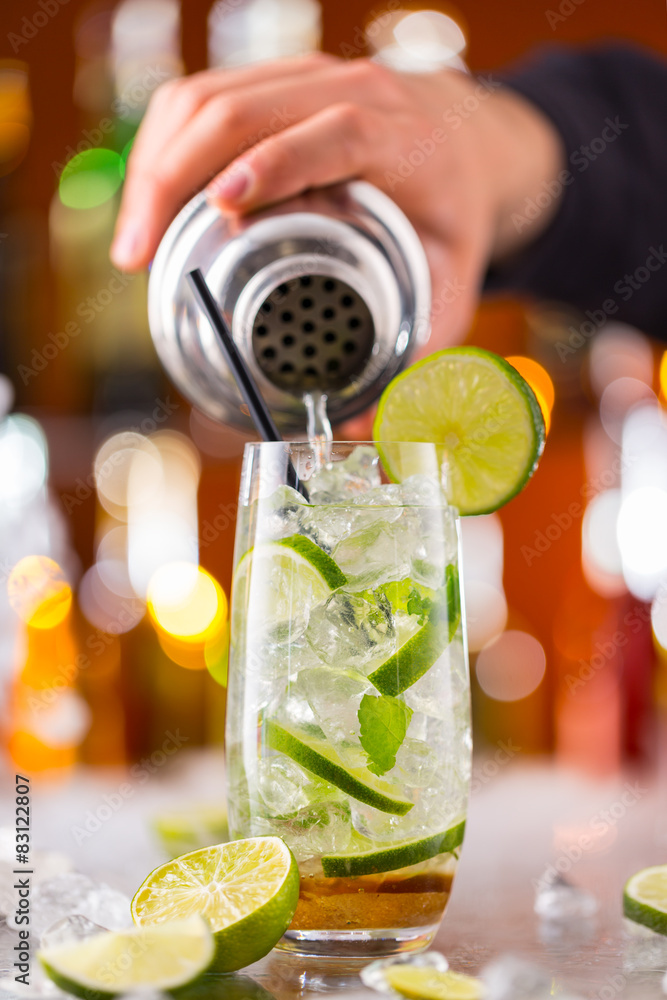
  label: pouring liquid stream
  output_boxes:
[304,390,333,472]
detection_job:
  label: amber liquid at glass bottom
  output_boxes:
[226,442,471,957]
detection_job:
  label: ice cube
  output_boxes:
[393,739,440,789]
[257,756,329,817]
[298,667,373,748]
[305,591,398,668]
[534,873,598,921]
[360,951,449,994]
[255,485,308,542]
[333,510,430,590]
[623,918,667,972]
[252,802,352,864]
[306,446,382,503]
[481,955,553,1000]
[20,874,131,936]
[40,915,105,948]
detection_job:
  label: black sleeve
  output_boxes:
[483,43,667,341]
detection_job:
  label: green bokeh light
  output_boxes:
[58,148,123,210]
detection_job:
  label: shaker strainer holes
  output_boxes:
[250,273,374,392]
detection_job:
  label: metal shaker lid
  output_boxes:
[148,181,431,433]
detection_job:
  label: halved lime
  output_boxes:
[384,967,484,1000]
[131,837,299,972]
[623,865,667,935]
[369,567,460,696]
[39,915,214,1000]
[232,535,346,642]
[152,805,229,859]
[266,720,413,816]
[321,818,465,877]
[373,347,545,515]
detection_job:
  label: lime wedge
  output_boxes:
[369,567,460,696]
[623,865,667,934]
[321,818,465,877]
[39,915,214,999]
[152,805,229,859]
[131,837,299,972]
[384,967,484,1000]
[373,347,545,515]
[266,720,413,816]
[232,536,346,642]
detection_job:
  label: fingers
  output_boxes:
[111,59,401,270]
[126,53,337,186]
[206,102,389,212]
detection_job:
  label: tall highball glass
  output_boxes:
[226,441,471,958]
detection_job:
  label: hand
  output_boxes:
[111,54,563,349]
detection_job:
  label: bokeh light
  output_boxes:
[617,487,667,578]
[506,356,555,434]
[0,61,32,176]
[0,415,48,507]
[148,563,226,641]
[58,148,123,210]
[8,556,72,629]
[476,630,546,702]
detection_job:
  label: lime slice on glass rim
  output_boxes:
[39,915,214,1000]
[321,817,465,878]
[231,535,346,642]
[373,347,545,515]
[266,720,413,816]
[131,837,299,972]
[623,865,667,934]
[383,967,485,1000]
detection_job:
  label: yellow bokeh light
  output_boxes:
[7,556,72,629]
[147,563,227,642]
[506,355,555,434]
[659,351,667,401]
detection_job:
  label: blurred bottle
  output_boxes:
[207,0,321,69]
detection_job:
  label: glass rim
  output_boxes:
[243,439,442,449]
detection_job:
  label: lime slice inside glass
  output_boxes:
[321,818,465,877]
[232,535,346,643]
[623,865,667,935]
[39,915,214,999]
[373,347,545,515]
[152,805,229,859]
[266,720,413,816]
[131,837,299,972]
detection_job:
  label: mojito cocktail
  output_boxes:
[226,441,471,957]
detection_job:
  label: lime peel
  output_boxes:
[623,865,667,935]
[266,720,413,816]
[321,818,465,877]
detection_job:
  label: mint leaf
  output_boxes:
[358,693,413,776]
[406,588,432,624]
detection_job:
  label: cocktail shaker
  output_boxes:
[148,181,431,432]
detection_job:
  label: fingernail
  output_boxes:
[206,163,253,203]
[110,222,143,267]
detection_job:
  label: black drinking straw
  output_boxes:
[186,268,309,500]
